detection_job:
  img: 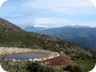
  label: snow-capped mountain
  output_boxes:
[25,24,48,32]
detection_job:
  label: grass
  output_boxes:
[75,59,96,72]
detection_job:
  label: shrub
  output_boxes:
[64,65,81,72]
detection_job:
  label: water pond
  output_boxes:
[4,53,45,60]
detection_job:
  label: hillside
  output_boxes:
[0,18,23,32]
[37,26,96,51]
[0,18,96,72]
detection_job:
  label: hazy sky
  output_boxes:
[0,0,96,28]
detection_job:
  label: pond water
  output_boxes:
[4,53,45,60]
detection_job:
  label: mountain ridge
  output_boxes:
[36,26,96,51]
[25,26,47,32]
[0,18,23,32]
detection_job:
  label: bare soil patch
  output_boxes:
[41,55,73,67]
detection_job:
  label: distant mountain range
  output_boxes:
[25,25,96,51]
[25,24,48,32]
[25,26,47,32]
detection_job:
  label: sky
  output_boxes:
[0,0,96,28]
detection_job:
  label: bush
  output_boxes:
[64,65,81,72]
[26,62,56,72]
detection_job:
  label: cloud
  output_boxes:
[18,17,96,28]
[1,0,96,17]
[1,0,96,27]
[33,24,48,28]
[89,0,96,7]
[32,17,72,25]
[18,17,74,27]
[21,0,95,14]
